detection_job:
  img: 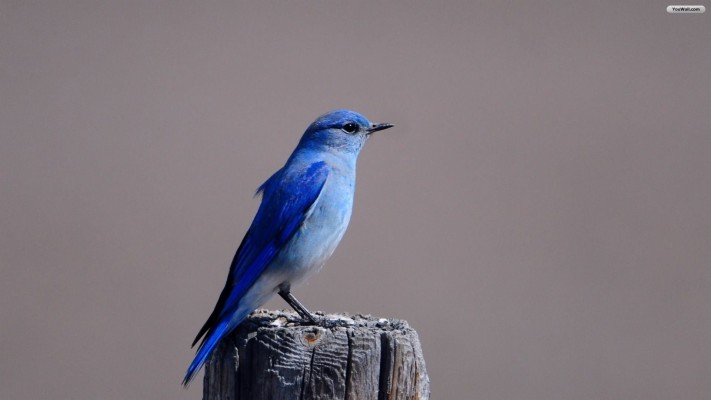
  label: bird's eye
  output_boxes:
[342,122,358,134]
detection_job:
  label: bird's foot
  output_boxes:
[278,290,319,325]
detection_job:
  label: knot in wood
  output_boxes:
[300,327,324,347]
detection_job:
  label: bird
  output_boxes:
[183,109,393,386]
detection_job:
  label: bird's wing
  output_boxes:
[191,161,330,347]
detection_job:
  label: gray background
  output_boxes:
[1,1,709,399]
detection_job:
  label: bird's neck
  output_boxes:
[289,145,358,174]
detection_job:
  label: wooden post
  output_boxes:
[203,309,430,400]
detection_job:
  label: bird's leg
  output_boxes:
[278,290,318,324]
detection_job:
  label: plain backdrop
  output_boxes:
[1,1,710,399]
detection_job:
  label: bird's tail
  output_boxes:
[182,304,257,387]
[182,319,231,387]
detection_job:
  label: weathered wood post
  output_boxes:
[203,309,430,400]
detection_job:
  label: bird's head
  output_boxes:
[297,110,393,155]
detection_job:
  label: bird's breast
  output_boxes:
[272,171,355,283]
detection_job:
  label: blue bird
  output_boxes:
[183,110,393,386]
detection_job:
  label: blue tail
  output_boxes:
[182,319,230,387]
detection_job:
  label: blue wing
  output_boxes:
[183,161,330,386]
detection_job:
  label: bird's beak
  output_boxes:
[367,123,394,135]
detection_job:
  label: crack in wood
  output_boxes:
[344,330,353,400]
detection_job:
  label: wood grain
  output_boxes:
[203,310,430,400]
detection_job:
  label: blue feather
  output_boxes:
[183,161,330,386]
